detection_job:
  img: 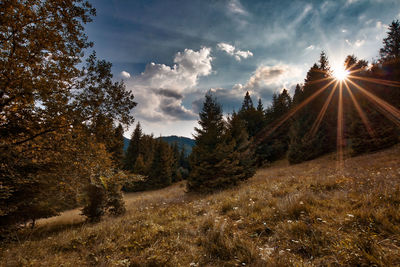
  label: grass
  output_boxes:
[1,145,400,266]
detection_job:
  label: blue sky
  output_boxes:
[85,0,400,138]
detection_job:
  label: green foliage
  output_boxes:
[124,122,142,172]
[188,92,252,192]
[133,154,146,175]
[149,140,173,188]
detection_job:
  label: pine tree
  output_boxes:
[149,140,172,188]
[124,122,142,172]
[133,155,146,175]
[380,20,400,62]
[287,53,334,164]
[241,91,254,110]
[292,84,303,106]
[257,89,292,163]
[239,91,262,137]
[171,142,180,182]
[188,92,244,192]
[257,98,264,112]
[226,112,255,180]
[110,124,125,169]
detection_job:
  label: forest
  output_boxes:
[1,0,400,246]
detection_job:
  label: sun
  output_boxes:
[332,65,349,81]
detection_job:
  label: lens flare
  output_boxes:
[332,65,349,81]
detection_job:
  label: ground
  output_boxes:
[1,145,400,266]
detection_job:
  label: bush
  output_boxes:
[82,171,127,221]
[81,184,106,222]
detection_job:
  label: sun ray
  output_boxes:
[343,80,376,138]
[254,79,336,145]
[336,81,344,172]
[346,79,400,127]
[306,76,334,85]
[309,81,338,137]
[348,75,400,87]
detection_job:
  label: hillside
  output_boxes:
[124,135,195,154]
[1,145,400,266]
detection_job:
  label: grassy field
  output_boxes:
[1,145,400,266]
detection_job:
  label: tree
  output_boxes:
[148,140,173,188]
[110,124,125,169]
[256,89,292,164]
[239,92,263,137]
[0,0,136,230]
[188,92,244,192]
[124,122,142,172]
[226,112,255,180]
[287,54,334,164]
[379,20,400,62]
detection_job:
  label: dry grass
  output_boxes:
[1,145,400,266]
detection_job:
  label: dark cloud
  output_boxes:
[154,89,183,99]
[160,98,197,120]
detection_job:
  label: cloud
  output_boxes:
[227,0,248,16]
[233,64,303,99]
[154,89,183,99]
[346,0,360,5]
[306,45,315,50]
[217,42,253,61]
[159,97,197,120]
[126,47,213,121]
[120,71,131,78]
[293,4,312,25]
[345,39,366,48]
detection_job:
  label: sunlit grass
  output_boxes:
[1,145,400,266]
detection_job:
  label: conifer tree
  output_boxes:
[257,98,264,112]
[149,140,172,188]
[171,142,181,182]
[188,92,243,192]
[226,112,255,180]
[257,89,292,163]
[379,20,400,61]
[133,155,146,175]
[124,122,142,172]
[110,124,125,169]
[287,53,334,164]
[239,91,262,137]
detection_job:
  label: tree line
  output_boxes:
[187,20,400,192]
[123,122,189,191]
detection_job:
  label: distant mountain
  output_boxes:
[160,135,195,154]
[123,137,130,152]
[123,135,195,155]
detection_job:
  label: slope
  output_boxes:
[1,145,399,266]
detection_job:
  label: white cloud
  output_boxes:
[228,0,248,16]
[234,64,302,94]
[126,47,213,122]
[217,42,253,61]
[293,4,312,25]
[346,0,360,5]
[345,39,366,48]
[354,39,365,47]
[306,45,315,50]
[120,71,131,78]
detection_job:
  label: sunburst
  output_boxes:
[254,57,400,173]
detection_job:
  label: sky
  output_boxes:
[84,0,400,138]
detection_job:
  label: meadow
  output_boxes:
[1,145,399,266]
